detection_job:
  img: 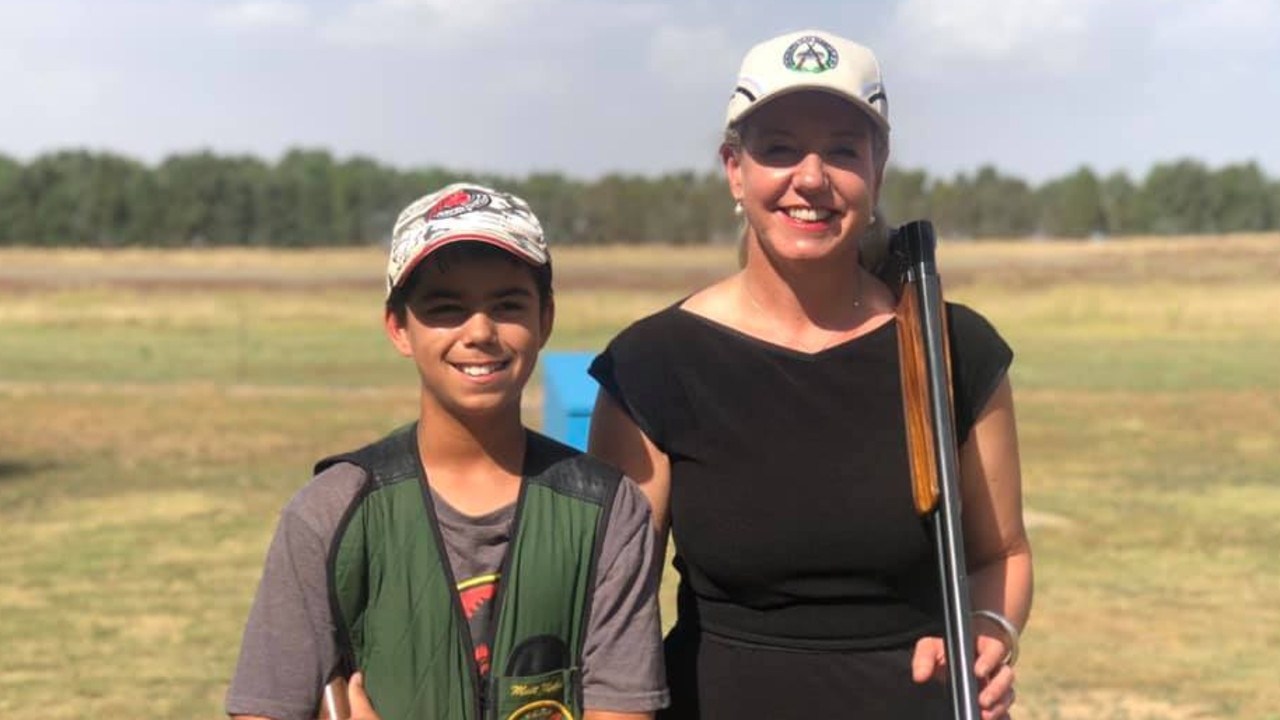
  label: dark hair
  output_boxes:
[386,242,553,326]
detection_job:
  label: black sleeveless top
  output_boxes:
[593,301,1013,712]
[590,302,1012,717]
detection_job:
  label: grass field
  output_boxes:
[1,236,1278,718]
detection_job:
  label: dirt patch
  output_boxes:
[0,459,58,484]
[3,236,1275,294]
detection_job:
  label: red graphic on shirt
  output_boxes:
[460,582,495,618]
[459,577,498,677]
[474,643,492,677]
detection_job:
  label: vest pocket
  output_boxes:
[490,667,579,720]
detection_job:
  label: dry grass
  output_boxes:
[1,234,1278,718]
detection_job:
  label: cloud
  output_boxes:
[1151,0,1280,49]
[646,23,738,90]
[209,1,311,31]
[318,0,530,47]
[890,0,1107,73]
[318,0,671,49]
[889,0,1280,77]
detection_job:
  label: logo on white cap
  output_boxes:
[724,29,891,132]
[783,36,839,74]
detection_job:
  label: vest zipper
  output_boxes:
[414,429,535,720]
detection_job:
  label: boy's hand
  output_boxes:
[347,673,382,720]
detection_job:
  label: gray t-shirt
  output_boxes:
[226,462,668,719]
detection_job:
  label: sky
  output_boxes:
[2,0,1277,184]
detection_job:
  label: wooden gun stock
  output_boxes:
[891,220,981,720]
[318,677,351,720]
[896,276,944,515]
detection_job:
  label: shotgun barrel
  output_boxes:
[892,220,982,720]
[318,677,351,720]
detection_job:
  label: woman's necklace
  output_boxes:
[742,273,864,353]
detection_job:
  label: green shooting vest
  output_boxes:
[316,424,621,720]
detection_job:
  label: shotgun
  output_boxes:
[318,677,351,720]
[890,220,982,720]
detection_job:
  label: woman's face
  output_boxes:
[725,91,884,264]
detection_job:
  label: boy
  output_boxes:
[226,183,667,720]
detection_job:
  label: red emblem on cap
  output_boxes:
[426,189,491,220]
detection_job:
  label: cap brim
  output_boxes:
[388,234,547,296]
[730,85,890,132]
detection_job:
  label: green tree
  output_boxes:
[7,150,153,246]
[517,172,586,244]
[880,167,930,225]
[268,148,339,245]
[155,152,270,245]
[1210,162,1273,232]
[334,156,399,244]
[1141,159,1214,234]
[929,174,978,238]
[971,165,1036,238]
[579,173,655,244]
[0,154,24,243]
[1037,166,1107,237]
[1100,171,1149,236]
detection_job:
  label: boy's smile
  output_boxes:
[385,252,553,423]
[453,360,511,379]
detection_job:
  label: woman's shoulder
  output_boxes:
[607,278,735,349]
[945,301,1006,347]
[606,302,687,350]
[677,276,740,322]
[942,301,1013,431]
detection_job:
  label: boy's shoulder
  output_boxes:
[524,430,623,507]
[314,423,418,491]
[285,428,629,533]
[280,460,370,541]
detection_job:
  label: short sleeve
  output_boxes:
[226,463,366,719]
[947,302,1014,443]
[588,309,682,450]
[580,478,669,712]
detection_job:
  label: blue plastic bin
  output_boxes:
[541,351,598,450]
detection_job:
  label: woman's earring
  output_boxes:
[734,200,744,217]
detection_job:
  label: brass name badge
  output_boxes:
[506,699,573,720]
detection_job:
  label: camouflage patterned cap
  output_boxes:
[386,182,548,297]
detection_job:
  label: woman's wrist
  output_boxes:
[972,609,1020,666]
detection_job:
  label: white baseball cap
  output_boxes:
[385,182,549,297]
[725,29,889,132]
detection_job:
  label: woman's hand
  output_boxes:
[911,635,1016,720]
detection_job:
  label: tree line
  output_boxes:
[0,148,1276,247]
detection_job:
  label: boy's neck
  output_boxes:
[416,404,527,516]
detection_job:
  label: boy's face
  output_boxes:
[384,253,553,421]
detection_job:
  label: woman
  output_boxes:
[587,29,1032,719]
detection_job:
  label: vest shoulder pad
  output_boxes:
[524,431,622,508]
[313,422,418,490]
